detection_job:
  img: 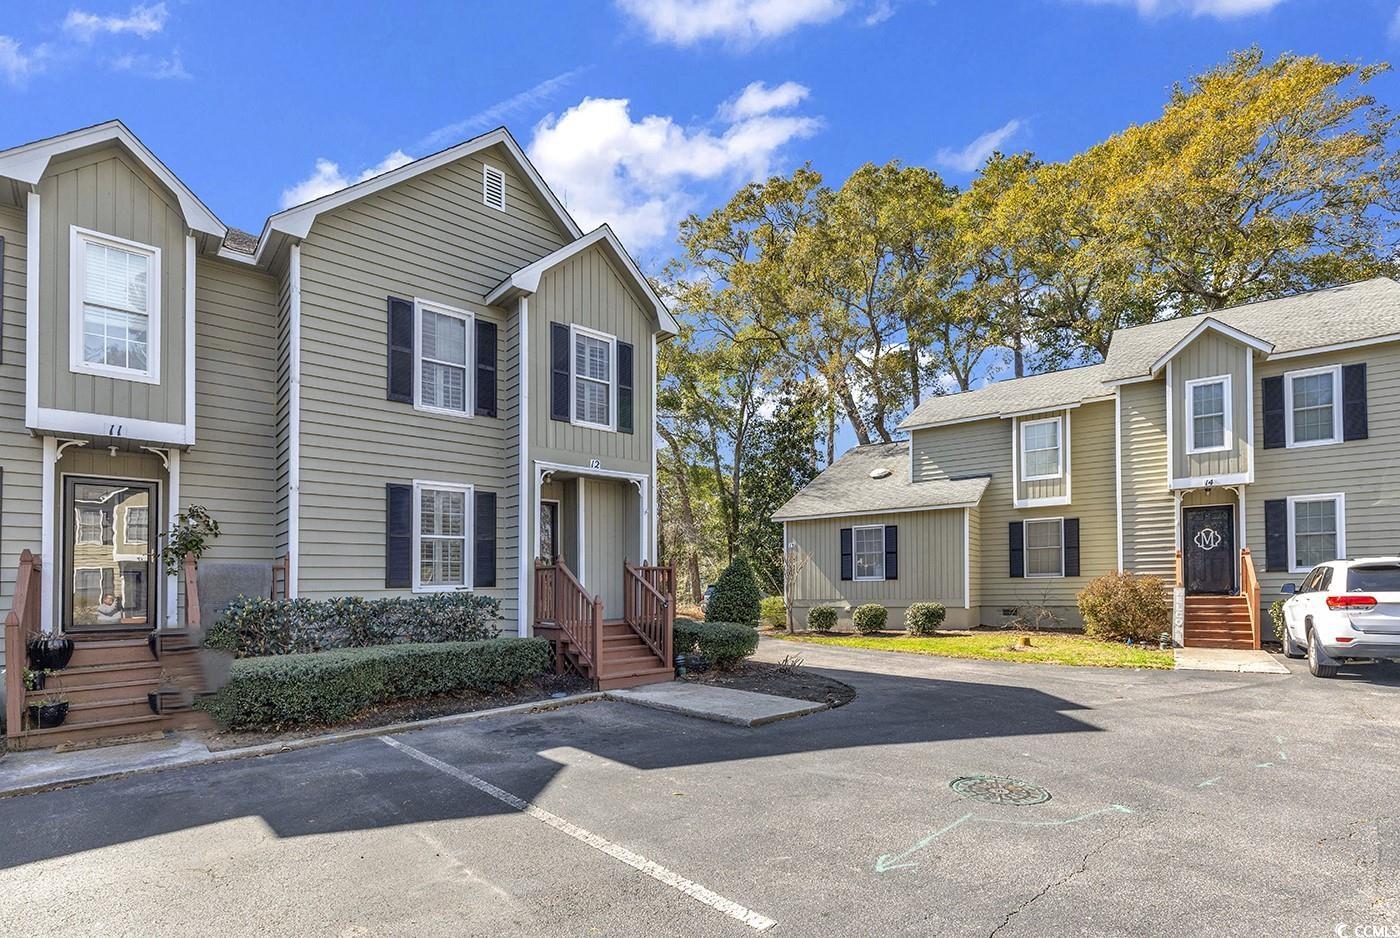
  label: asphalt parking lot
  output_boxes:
[1,640,1396,937]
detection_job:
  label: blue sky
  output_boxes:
[3,0,1394,274]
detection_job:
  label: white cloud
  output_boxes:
[0,36,47,86]
[416,68,587,152]
[64,3,168,41]
[616,0,848,45]
[935,119,1024,173]
[111,50,188,80]
[1390,3,1400,40]
[528,89,820,248]
[724,80,810,119]
[280,150,415,209]
[1080,0,1285,18]
[863,0,897,24]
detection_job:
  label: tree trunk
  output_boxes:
[659,425,705,604]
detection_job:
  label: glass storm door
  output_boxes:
[64,477,158,631]
[540,500,560,564]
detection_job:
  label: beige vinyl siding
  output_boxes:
[1015,412,1068,503]
[1246,342,1400,594]
[1119,379,1175,580]
[966,505,980,609]
[1169,331,1250,483]
[787,508,971,630]
[36,145,186,426]
[529,244,655,476]
[182,258,279,562]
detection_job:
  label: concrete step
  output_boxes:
[597,666,674,691]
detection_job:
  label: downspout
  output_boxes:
[287,243,302,598]
[517,295,531,637]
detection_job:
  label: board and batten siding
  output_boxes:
[1118,379,1176,580]
[787,508,970,630]
[1168,330,1251,483]
[35,145,187,427]
[1013,412,1069,503]
[580,477,642,614]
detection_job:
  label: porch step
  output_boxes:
[60,695,156,725]
[25,677,158,705]
[8,714,167,751]
[597,665,674,691]
[41,661,163,688]
[68,636,156,668]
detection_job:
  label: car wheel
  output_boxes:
[1281,623,1305,659]
[1307,629,1339,678]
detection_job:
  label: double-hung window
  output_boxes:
[1288,494,1345,573]
[71,227,160,383]
[1285,366,1341,448]
[853,524,886,581]
[1186,375,1231,453]
[1020,417,1062,481]
[413,481,472,591]
[77,508,105,546]
[572,325,616,431]
[125,506,149,545]
[415,300,472,416]
[1025,518,1064,577]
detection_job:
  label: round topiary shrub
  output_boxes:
[759,595,786,630]
[1077,571,1169,642]
[852,604,887,635]
[706,556,762,625]
[807,605,837,633]
[905,602,947,636]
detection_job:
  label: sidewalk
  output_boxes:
[1173,647,1290,674]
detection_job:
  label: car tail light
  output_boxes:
[1336,636,1354,643]
[1326,595,1377,611]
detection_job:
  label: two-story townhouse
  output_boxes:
[0,121,675,746]
[775,278,1400,648]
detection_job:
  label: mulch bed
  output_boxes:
[680,659,856,708]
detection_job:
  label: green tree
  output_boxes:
[738,380,821,593]
[705,555,762,625]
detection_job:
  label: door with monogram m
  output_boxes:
[1183,505,1236,595]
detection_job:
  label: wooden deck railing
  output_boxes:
[4,550,43,742]
[624,562,674,666]
[534,557,602,672]
[1241,547,1262,649]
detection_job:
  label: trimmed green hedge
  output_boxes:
[905,602,947,636]
[853,604,887,634]
[807,605,837,633]
[196,638,547,730]
[674,617,759,668]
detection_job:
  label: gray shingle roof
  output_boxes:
[221,227,259,255]
[771,442,990,521]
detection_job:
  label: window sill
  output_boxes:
[68,361,160,385]
[413,402,475,421]
[1020,472,1063,483]
[1025,573,1065,580]
[412,585,474,594]
[1284,437,1341,450]
[570,418,616,433]
[853,575,887,582]
[1186,443,1231,455]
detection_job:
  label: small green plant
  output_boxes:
[158,505,222,577]
[673,619,759,668]
[759,595,787,630]
[807,605,837,633]
[22,668,53,691]
[1270,598,1287,641]
[905,602,947,636]
[706,556,763,625]
[1077,571,1170,643]
[852,604,887,635]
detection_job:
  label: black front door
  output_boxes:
[1183,506,1236,595]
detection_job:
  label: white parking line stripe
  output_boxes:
[378,735,778,932]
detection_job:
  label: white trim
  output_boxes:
[534,459,651,484]
[31,407,192,445]
[165,449,180,627]
[539,498,561,562]
[516,296,531,638]
[1114,388,1123,571]
[482,162,506,211]
[1283,364,1343,449]
[411,480,474,593]
[898,412,996,433]
[412,297,475,419]
[1102,373,1159,388]
[1183,373,1232,455]
[962,507,971,610]
[58,470,163,631]
[1165,360,1174,485]
[184,234,196,441]
[68,226,162,385]
[1286,492,1347,574]
[576,476,586,586]
[650,333,659,562]
[772,500,983,523]
[1266,332,1400,360]
[569,324,617,433]
[25,192,40,430]
[287,243,302,598]
[1023,517,1066,579]
[851,523,887,581]
[1000,400,1087,421]
[1149,317,1273,375]
[1018,415,1063,482]
[1244,353,1255,482]
[41,437,57,633]
[1169,471,1250,491]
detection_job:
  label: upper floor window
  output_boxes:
[572,325,616,431]
[1020,416,1062,481]
[414,481,472,591]
[853,524,886,581]
[125,506,149,545]
[1186,375,1231,454]
[415,300,472,417]
[70,227,161,384]
[1285,366,1341,448]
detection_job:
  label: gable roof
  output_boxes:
[485,224,680,335]
[771,442,990,522]
[1146,317,1273,375]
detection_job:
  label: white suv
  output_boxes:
[1280,558,1400,678]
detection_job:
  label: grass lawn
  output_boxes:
[775,630,1174,670]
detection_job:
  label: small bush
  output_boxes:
[196,638,547,730]
[905,602,947,636]
[1077,571,1170,642]
[674,618,758,668]
[852,604,887,635]
[706,556,762,625]
[205,592,502,658]
[759,596,787,630]
[1270,598,1287,641]
[807,605,837,633]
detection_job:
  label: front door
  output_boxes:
[1183,505,1236,595]
[540,500,560,564]
[63,477,159,631]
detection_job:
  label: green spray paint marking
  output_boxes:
[873,805,1134,874]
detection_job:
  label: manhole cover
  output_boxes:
[949,775,1051,806]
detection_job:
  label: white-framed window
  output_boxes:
[1025,518,1065,578]
[125,506,149,545]
[1287,493,1345,573]
[74,567,104,606]
[1285,365,1342,448]
[414,299,473,418]
[482,163,506,211]
[1020,416,1063,481]
[69,226,161,384]
[412,480,473,592]
[571,324,616,432]
[77,507,106,546]
[1185,374,1232,454]
[853,524,886,581]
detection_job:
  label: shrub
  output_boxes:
[852,604,887,635]
[807,605,837,633]
[196,638,547,730]
[205,592,502,658]
[759,596,787,630]
[674,618,758,668]
[706,556,762,625]
[1270,598,1287,641]
[1077,571,1170,642]
[905,602,947,636]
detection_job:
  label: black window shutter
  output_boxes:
[1342,363,1368,442]
[884,525,898,581]
[1262,375,1285,449]
[387,297,414,404]
[1063,518,1080,577]
[474,491,497,588]
[385,483,412,588]
[550,322,570,421]
[839,528,853,581]
[1009,521,1025,578]
[475,319,498,418]
[618,341,635,434]
[1264,499,1289,573]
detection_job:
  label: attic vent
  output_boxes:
[483,164,506,211]
[870,467,893,479]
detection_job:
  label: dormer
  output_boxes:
[1010,408,1072,508]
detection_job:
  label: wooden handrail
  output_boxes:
[534,556,602,672]
[1174,548,1184,589]
[1241,547,1262,649]
[5,549,43,742]
[624,561,674,668]
[183,553,202,628]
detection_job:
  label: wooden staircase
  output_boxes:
[1182,594,1255,649]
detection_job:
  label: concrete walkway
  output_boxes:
[606,682,829,726]
[1173,646,1290,674]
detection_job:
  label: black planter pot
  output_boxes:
[26,701,69,730]
[27,637,75,671]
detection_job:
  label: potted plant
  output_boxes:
[22,668,53,691]
[27,634,74,671]
[26,695,69,730]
